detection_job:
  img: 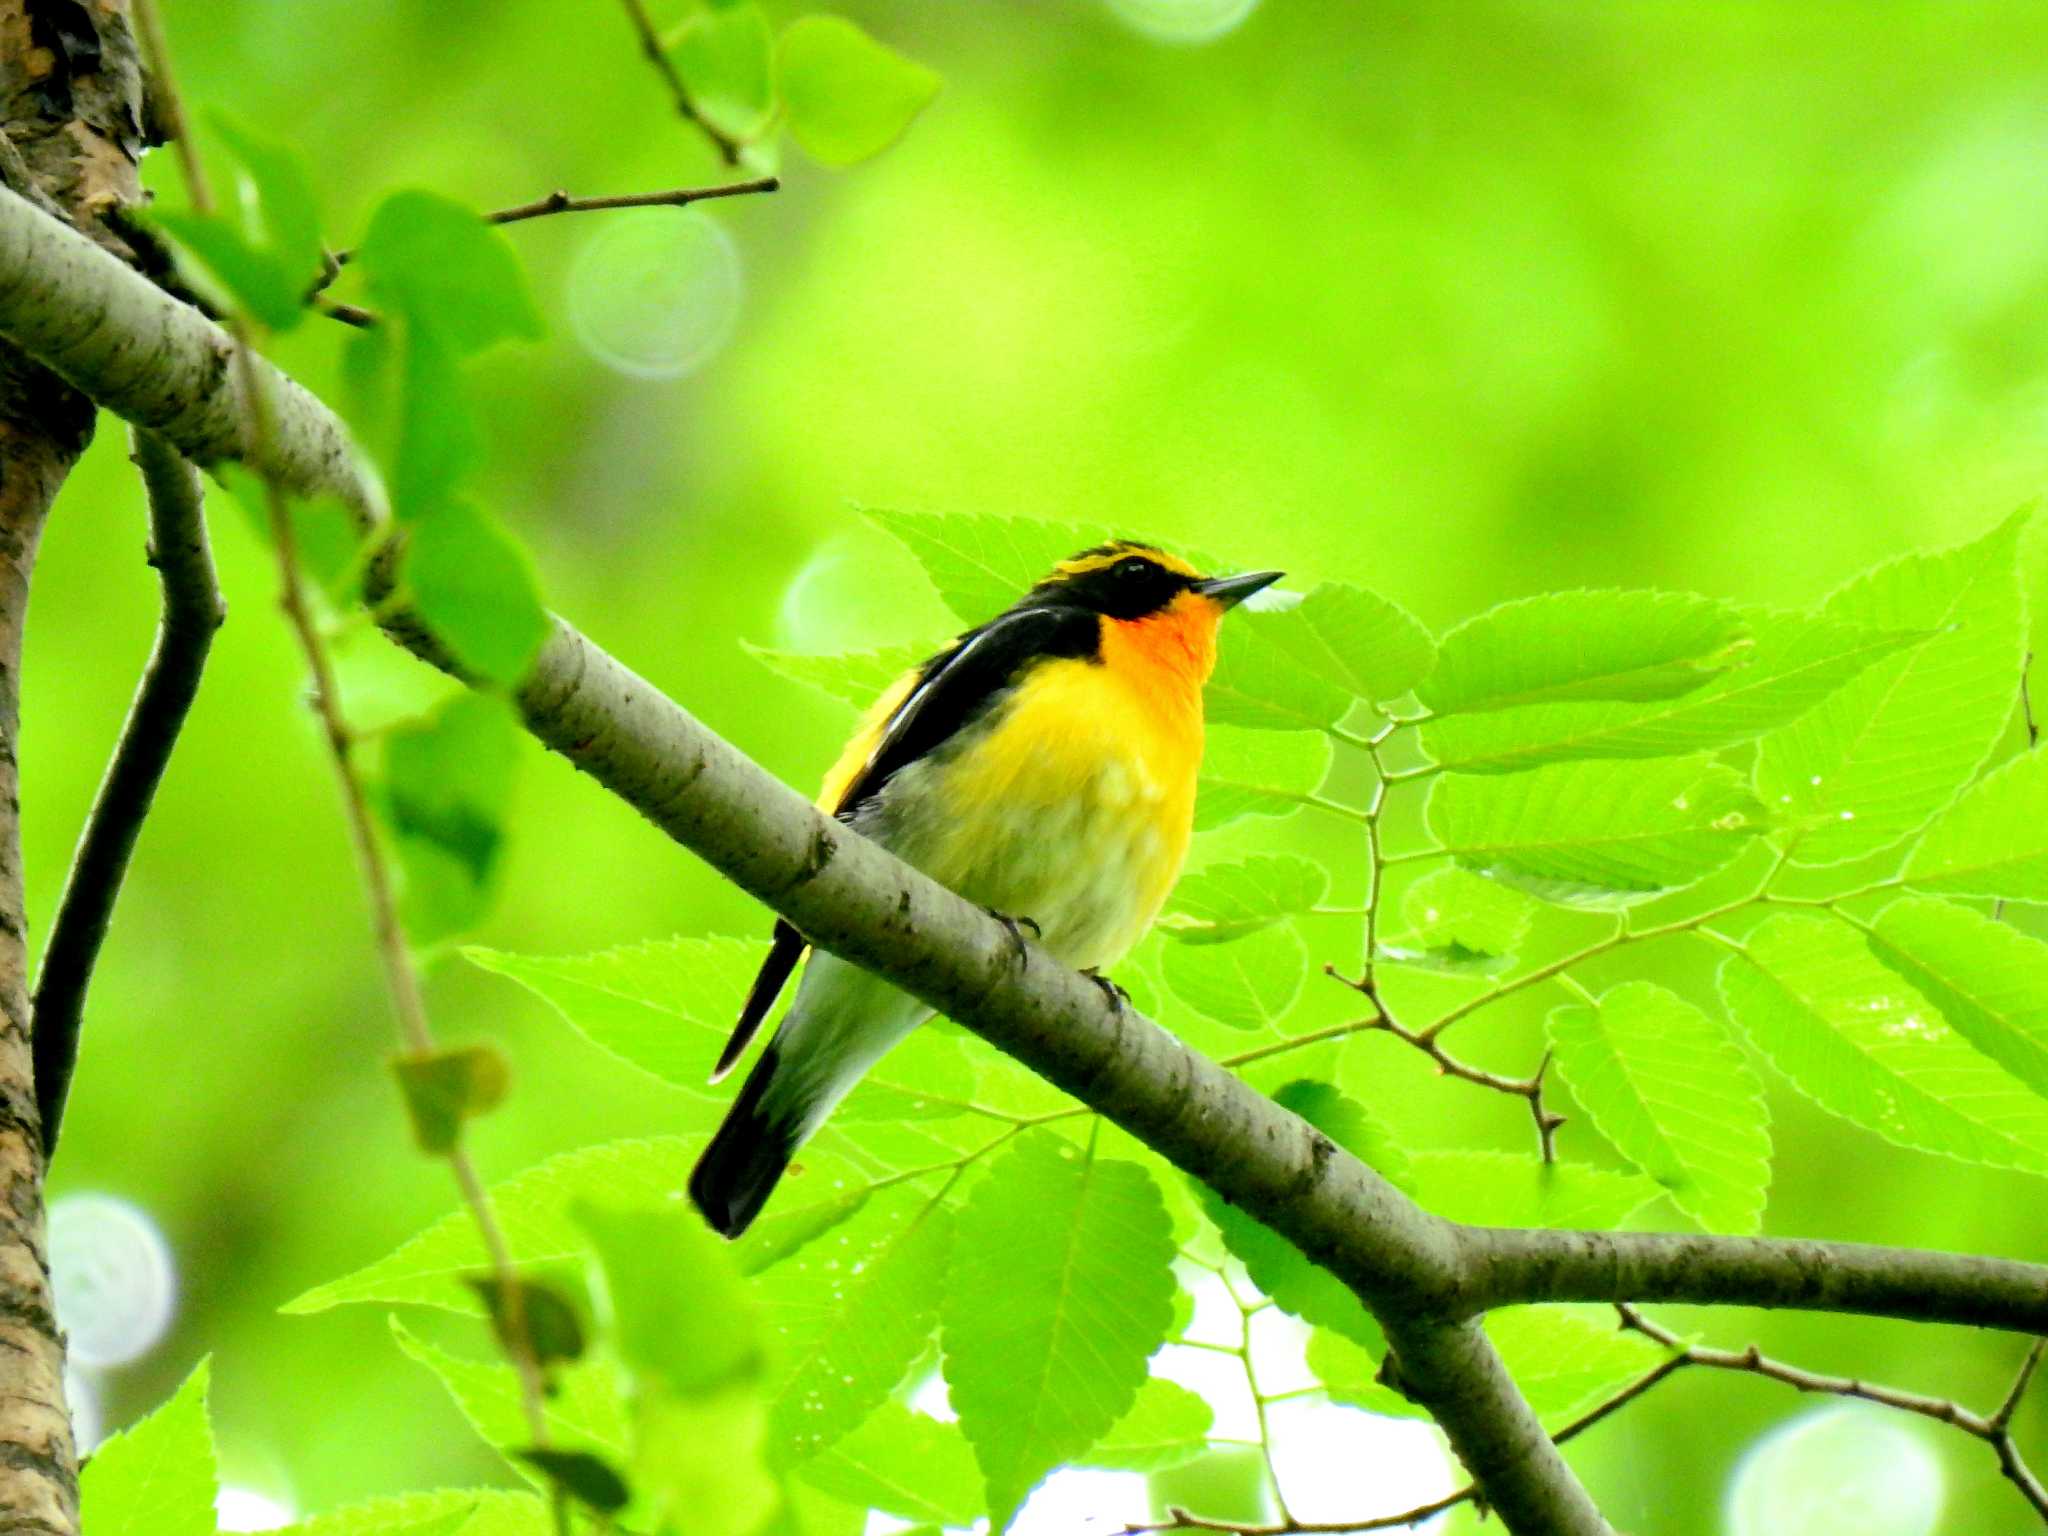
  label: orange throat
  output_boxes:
[1101,591,1222,715]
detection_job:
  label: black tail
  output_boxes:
[689,1046,800,1237]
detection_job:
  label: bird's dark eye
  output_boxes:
[1113,557,1153,582]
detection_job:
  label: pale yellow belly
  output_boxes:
[863,658,1199,973]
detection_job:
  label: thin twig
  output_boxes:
[1322,966,1565,1161]
[131,2,559,1519]
[303,176,779,305]
[1618,1307,2048,1524]
[618,0,745,165]
[31,431,223,1156]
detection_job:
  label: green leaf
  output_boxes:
[79,1359,215,1536]
[391,1043,511,1154]
[389,323,482,522]
[1159,922,1306,1029]
[1425,757,1763,907]
[672,3,776,140]
[1194,725,1332,831]
[1418,589,1748,716]
[391,1317,631,1472]
[1903,750,2048,901]
[464,1274,589,1371]
[1146,1448,1274,1528]
[381,693,521,942]
[1719,912,2048,1176]
[1075,1379,1213,1473]
[358,190,543,354]
[1161,855,1327,943]
[1205,609,1354,731]
[278,1490,544,1536]
[1408,1150,1664,1228]
[211,109,325,288]
[513,1450,630,1516]
[757,1190,953,1467]
[745,642,927,711]
[575,1200,764,1394]
[464,937,980,1121]
[153,210,308,332]
[860,507,1109,625]
[633,1385,779,1536]
[1245,582,1435,705]
[1755,511,2028,866]
[1199,1082,1407,1350]
[1419,610,1927,775]
[779,16,941,166]
[797,1404,981,1528]
[1382,865,1536,974]
[1546,981,1772,1234]
[1867,897,2048,1101]
[942,1132,1176,1529]
[285,1136,706,1314]
[406,502,550,687]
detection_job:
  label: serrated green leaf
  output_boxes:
[779,16,941,166]
[1420,610,1927,775]
[285,1137,706,1314]
[1382,865,1536,974]
[1419,590,1747,716]
[1075,1379,1213,1473]
[1903,751,2048,900]
[758,1191,953,1467]
[382,692,521,942]
[797,1404,981,1527]
[1146,1448,1274,1528]
[672,3,775,140]
[464,938,980,1120]
[575,1200,764,1395]
[1425,757,1762,907]
[79,1359,215,1536]
[1546,982,1771,1234]
[1867,897,2048,1101]
[1205,610,1354,731]
[1162,855,1327,943]
[1755,511,2028,866]
[391,1317,631,1474]
[943,1132,1175,1530]
[1242,582,1435,705]
[1199,1082,1407,1350]
[1719,911,2048,1176]
[1159,922,1306,1028]
[406,503,550,688]
[1408,1151,1663,1229]
[1194,725,1332,831]
[860,507,1109,625]
[358,190,543,355]
[746,642,927,711]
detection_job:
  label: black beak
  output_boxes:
[1194,570,1284,610]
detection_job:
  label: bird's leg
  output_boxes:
[1081,967,1129,1015]
[985,908,1041,966]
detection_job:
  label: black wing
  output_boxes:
[708,603,1097,1081]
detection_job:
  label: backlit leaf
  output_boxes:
[78,1359,215,1536]
[1755,511,2027,866]
[1075,1379,1213,1473]
[1248,582,1435,705]
[358,190,543,354]
[943,1132,1175,1529]
[1425,757,1762,907]
[861,507,1111,624]
[1382,865,1536,974]
[1547,981,1771,1234]
[1205,610,1354,731]
[1902,750,2048,901]
[672,3,776,140]
[381,692,521,943]
[797,1404,981,1528]
[1418,589,1747,715]
[1407,1151,1663,1229]
[779,16,941,166]
[406,503,550,687]
[1159,922,1306,1029]
[1194,726,1332,831]
[1161,854,1327,943]
[746,642,927,712]
[1719,912,2048,1175]
[391,1317,630,1472]
[1867,897,2048,1101]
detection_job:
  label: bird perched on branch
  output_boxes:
[689,542,1282,1236]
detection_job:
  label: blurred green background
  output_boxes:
[26,0,2048,1531]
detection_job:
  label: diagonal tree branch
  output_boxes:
[31,429,223,1156]
[4,180,2048,1534]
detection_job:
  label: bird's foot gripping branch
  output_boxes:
[0,14,2046,1535]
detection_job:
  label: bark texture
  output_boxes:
[0,3,150,1526]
